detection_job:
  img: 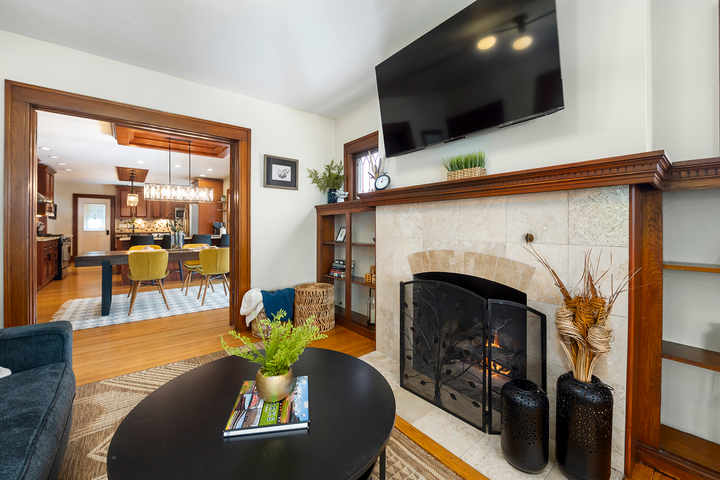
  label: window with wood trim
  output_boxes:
[343,131,379,201]
[354,148,381,196]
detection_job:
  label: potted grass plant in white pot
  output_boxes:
[442,149,487,180]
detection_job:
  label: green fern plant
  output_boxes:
[221,309,327,377]
[441,150,487,172]
[307,159,346,194]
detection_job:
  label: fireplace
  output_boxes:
[400,272,547,433]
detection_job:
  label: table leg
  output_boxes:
[379,447,386,480]
[102,260,112,316]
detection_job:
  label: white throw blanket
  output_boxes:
[240,288,264,326]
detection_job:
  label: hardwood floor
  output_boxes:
[37,264,376,385]
[38,265,673,479]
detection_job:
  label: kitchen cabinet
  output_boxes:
[37,164,56,219]
[193,178,223,234]
[37,239,58,291]
[116,186,147,218]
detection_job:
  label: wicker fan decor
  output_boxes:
[527,247,635,383]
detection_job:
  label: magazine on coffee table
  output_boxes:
[223,375,309,437]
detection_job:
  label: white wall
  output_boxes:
[651,0,719,160]
[0,30,336,327]
[46,181,116,236]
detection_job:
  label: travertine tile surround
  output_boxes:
[374,186,630,473]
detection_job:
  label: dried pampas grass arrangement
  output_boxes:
[527,246,636,383]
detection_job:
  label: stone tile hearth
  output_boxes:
[373,186,631,473]
[360,351,625,480]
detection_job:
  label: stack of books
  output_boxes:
[329,259,355,278]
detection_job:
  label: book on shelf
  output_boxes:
[224,375,309,437]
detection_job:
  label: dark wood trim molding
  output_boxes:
[4,81,251,330]
[343,131,379,200]
[637,443,719,480]
[663,156,720,191]
[360,151,672,206]
[71,194,117,259]
[626,185,664,477]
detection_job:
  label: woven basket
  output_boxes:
[447,166,486,180]
[250,309,271,339]
[293,283,335,333]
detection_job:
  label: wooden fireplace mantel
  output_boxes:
[359,150,720,206]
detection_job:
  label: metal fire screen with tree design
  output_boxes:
[400,278,547,433]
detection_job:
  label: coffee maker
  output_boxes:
[212,222,225,235]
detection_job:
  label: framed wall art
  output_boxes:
[263,155,299,190]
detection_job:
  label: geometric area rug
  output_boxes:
[51,286,229,331]
[58,350,463,480]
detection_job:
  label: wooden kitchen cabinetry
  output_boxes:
[37,239,58,291]
[193,178,223,234]
[116,186,147,218]
[37,164,56,218]
[147,201,186,219]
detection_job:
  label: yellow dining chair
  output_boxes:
[127,250,170,315]
[180,244,208,295]
[196,248,230,306]
[127,245,162,297]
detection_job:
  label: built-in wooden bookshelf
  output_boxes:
[315,200,376,340]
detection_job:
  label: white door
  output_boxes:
[77,198,112,253]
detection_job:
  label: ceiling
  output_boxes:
[37,111,231,186]
[0,0,474,119]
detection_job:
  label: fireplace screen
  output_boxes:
[400,278,546,434]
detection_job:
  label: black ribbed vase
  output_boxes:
[556,372,613,480]
[501,378,549,473]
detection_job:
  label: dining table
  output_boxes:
[74,248,228,316]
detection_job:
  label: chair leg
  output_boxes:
[220,275,227,295]
[208,277,215,293]
[127,280,133,297]
[179,262,184,283]
[157,280,170,310]
[128,281,140,315]
[181,271,190,293]
[185,272,194,296]
[198,276,206,300]
[202,277,210,306]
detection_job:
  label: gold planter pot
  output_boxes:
[255,367,294,403]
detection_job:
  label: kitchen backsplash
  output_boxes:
[115,218,175,234]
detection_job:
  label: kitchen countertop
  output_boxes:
[37,236,61,242]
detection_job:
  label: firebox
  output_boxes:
[400,272,547,433]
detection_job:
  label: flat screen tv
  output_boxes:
[376,0,563,158]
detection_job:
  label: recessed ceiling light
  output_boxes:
[137,160,145,164]
[200,174,206,177]
[207,168,213,172]
[40,147,53,151]
[49,155,61,159]
[64,168,72,172]
[174,164,182,168]
[57,162,66,166]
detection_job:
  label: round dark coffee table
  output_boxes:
[107,348,396,480]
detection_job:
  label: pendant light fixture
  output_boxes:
[144,137,213,203]
[127,169,139,207]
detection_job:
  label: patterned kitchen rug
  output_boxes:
[51,285,229,330]
[58,350,466,480]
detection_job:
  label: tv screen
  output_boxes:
[376,0,563,158]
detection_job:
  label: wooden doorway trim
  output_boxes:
[4,80,251,330]
[72,194,117,259]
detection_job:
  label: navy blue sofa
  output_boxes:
[0,321,76,480]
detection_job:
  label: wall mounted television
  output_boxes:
[375,0,563,158]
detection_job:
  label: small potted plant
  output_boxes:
[221,309,326,402]
[307,159,346,203]
[442,149,487,180]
